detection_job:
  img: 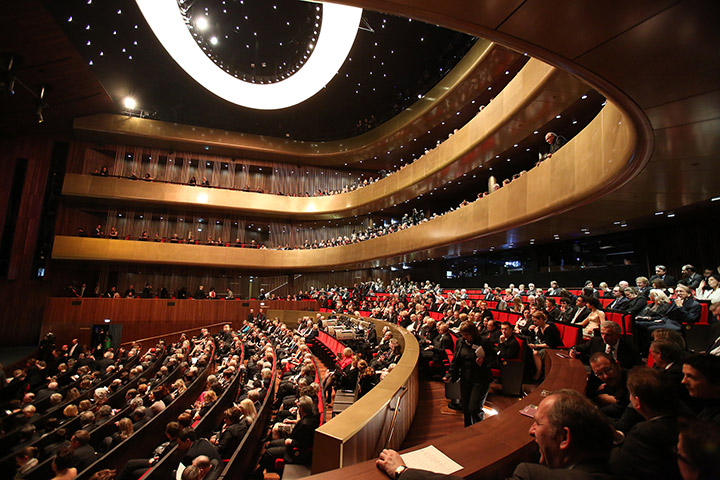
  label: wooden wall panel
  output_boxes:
[40,298,319,348]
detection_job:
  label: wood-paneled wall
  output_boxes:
[40,298,319,348]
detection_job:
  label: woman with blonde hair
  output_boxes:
[173,378,187,396]
[237,398,256,422]
[510,296,525,314]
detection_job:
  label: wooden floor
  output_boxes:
[268,360,536,478]
[401,378,537,450]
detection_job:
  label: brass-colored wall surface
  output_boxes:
[63,59,586,221]
[311,320,419,473]
[53,100,639,271]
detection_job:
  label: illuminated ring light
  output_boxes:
[136,0,362,110]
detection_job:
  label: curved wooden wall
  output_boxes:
[304,351,586,480]
[53,98,639,271]
[61,58,585,220]
[39,298,319,346]
[311,319,420,474]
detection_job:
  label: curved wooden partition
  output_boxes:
[62,58,585,220]
[39,298,318,347]
[305,351,586,480]
[311,320,420,474]
[53,98,640,271]
[72,40,517,166]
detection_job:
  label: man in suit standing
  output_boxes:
[376,390,616,479]
[68,338,81,359]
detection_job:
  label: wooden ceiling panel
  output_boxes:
[498,0,677,60]
[645,90,720,131]
[574,0,720,110]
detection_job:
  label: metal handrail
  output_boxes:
[382,384,410,451]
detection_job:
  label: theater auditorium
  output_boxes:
[1,1,719,479]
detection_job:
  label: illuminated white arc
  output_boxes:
[136,0,362,110]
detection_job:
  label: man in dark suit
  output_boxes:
[131,406,151,430]
[259,396,320,473]
[377,390,616,479]
[177,427,221,466]
[679,264,703,289]
[497,322,520,361]
[667,284,702,324]
[649,264,677,287]
[682,354,720,423]
[609,367,682,479]
[571,321,641,370]
[569,296,591,325]
[71,429,97,470]
[68,338,81,359]
[606,287,629,310]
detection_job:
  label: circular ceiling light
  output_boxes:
[136,0,362,110]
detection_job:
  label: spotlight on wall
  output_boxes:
[35,84,49,124]
[0,54,21,95]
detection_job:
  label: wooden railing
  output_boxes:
[311,319,420,474]
[304,351,586,480]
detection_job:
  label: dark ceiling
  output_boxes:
[39,0,476,141]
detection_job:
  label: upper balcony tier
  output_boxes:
[63,58,588,221]
[53,99,641,271]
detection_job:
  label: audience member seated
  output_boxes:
[610,367,682,479]
[257,395,319,474]
[571,321,641,370]
[587,352,629,422]
[376,389,615,480]
[676,418,720,480]
[681,354,720,423]
[527,311,561,380]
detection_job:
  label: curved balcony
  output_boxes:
[72,40,520,166]
[53,99,640,270]
[63,58,587,221]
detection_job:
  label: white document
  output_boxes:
[400,445,463,475]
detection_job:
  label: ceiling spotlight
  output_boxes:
[195,16,208,30]
[123,96,136,109]
[209,36,218,45]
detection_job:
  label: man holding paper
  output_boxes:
[377,390,617,479]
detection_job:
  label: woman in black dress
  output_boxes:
[443,321,496,426]
[528,311,562,380]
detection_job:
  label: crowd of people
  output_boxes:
[78,127,571,253]
[89,164,394,198]
[14,260,720,479]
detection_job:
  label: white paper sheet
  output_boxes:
[400,445,463,475]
